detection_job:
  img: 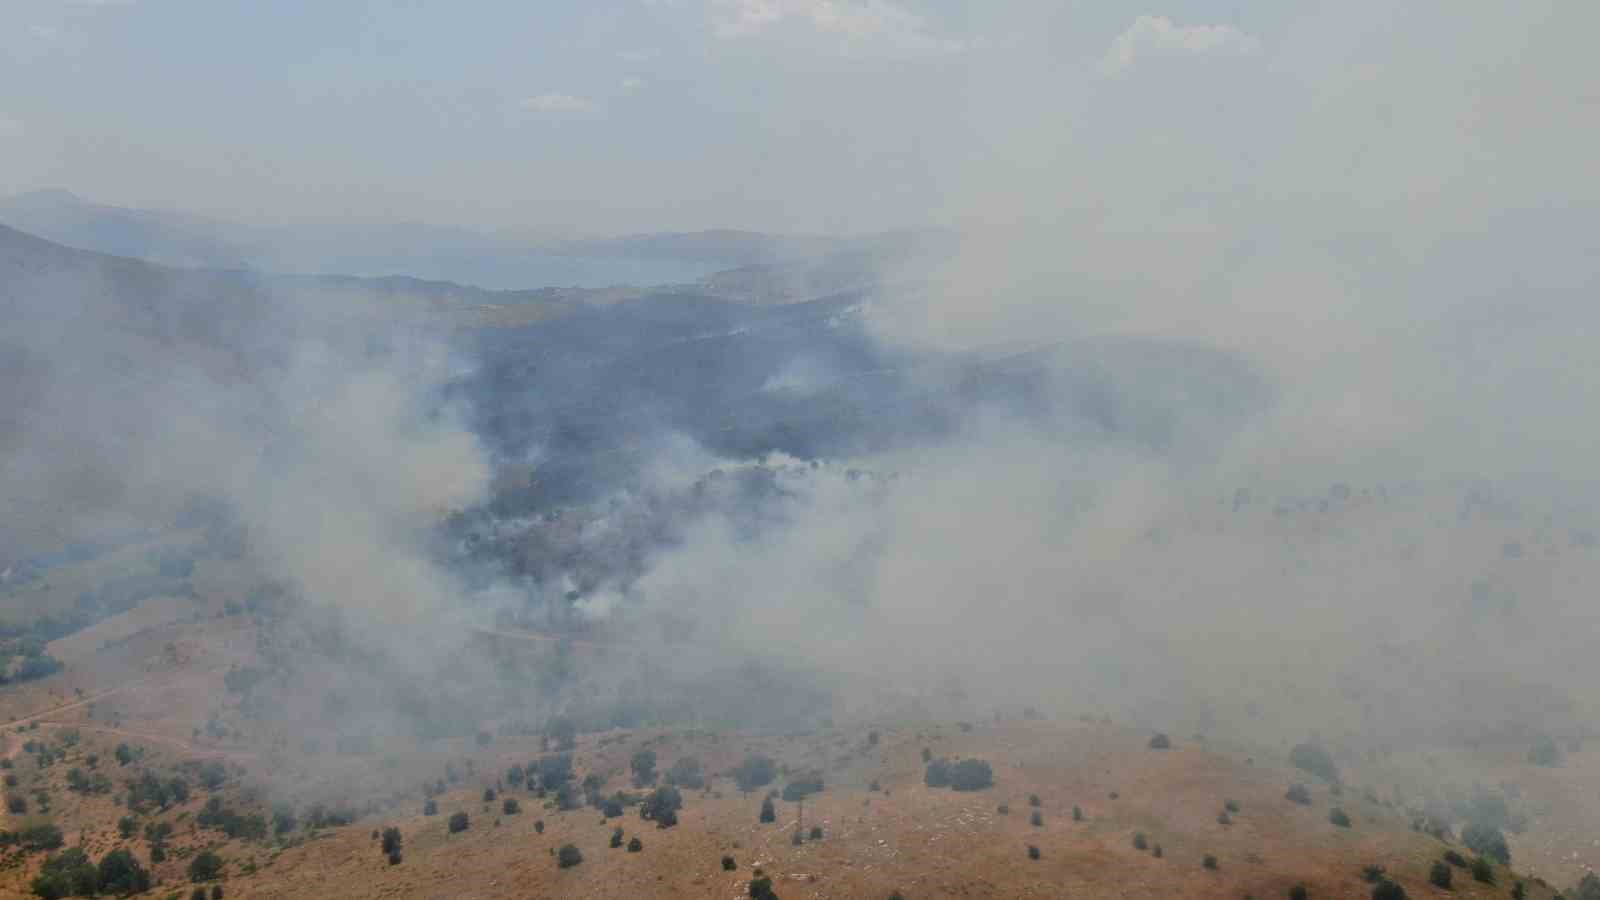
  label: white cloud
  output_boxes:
[711,0,964,56]
[1101,15,1262,76]
[618,48,661,63]
[0,116,22,134]
[621,77,645,90]
[520,93,597,113]
[30,24,61,40]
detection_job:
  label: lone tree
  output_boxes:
[760,796,777,823]
[949,759,994,791]
[631,749,658,786]
[749,875,779,899]
[722,855,737,871]
[641,786,683,827]
[1148,733,1171,750]
[628,836,642,852]
[448,812,470,834]
[735,755,777,792]
[1429,860,1453,890]
[557,844,583,868]
[381,827,402,855]
[1372,880,1408,900]
[1329,808,1352,828]
[611,826,624,848]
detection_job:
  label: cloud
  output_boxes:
[1101,14,1262,76]
[0,116,21,134]
[621,77,645,90]
[520,93,597,113]
[711,0,965,56]
[617,49,661,63]
[29,24,61,40]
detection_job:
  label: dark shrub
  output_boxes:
[631,750,658,786]
[722,855,737,871]
[868,730,880,746]
[483,787,496,803]
[1372,880,1407,900]
[628,836,642,852]
[1148,733,1171,749]
[1361,864,1387,883]
[998,803,1009,815]
[1027,844,1040,860]
[923,759,951,788]
[1286,784,1312,805]
[1290,744,1340,783]
[34,847,98,898]
[760,796,776,823]
[611,826,624,848]
[1443,850,1468,868]
[1203,854,1218,870]
[949,759,994,791]
[749,875,778,899]
[1462,823,1510,865]
[1028,794,1040,807]
[1289,886,1308,900]
[735,756,777,792]
[783,775,824,802]
[1133,832,1148,850]
[534,819,545,834]
[1072,805,1083,821]
[1430,860,1453,889]
[423,798,438,816]
[381,826,402,855]
[809,826,822,840]
[1153,844,1163,858]
[1225,799,1239,813]
[666,756,706,790]
[1329,808,1352,828]
[188,850,223,882]
[448,812,470,833]
[1030,811,1043,827]
[557,843,583,868]
[503,797,520,815]
[1218,811,1232,825]
[1471,856,1494,884]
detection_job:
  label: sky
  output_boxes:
[0,1,1595,235]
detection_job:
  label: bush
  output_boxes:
[1289,886,1308,900]
[1153,843,1163,858]
[1027,844,1040,860]
[1361,865,1387,883]
[448,812,470,833]
[1203,854,1218,870]
[1072,805,1083,821]
[1286,784,1312,805]
[628,836,642,852]
[1528,735,1563,767]
[722,855,737,871]
[1471,856,1494,884]
[611,826,624,848]
[631,750,658,786]
[1429,860,1452,889]
[483,787,496,803]
[1133,832,1148,850]
[1372,879,1407,900]
[760,796,776,823]
[1218,811,1232,825]
[502,798,521,815]
[749,876,778,899]
[782,775,824,802]
[998,803,1009,815]
[423,798,438,816]
[1329,808,1352,828]
[188,850,223,882]
[948,759,994,791]
[666,756,705,790]
[1030,811,1043,827]
[1028,794,1040,807]
[32,848,98,899]
[809,825,822,840]
[534,819,545,834]
[1290,743,1340,783]
[1442,850,1467,868]
[923,759,950,788]
[557,843,583,868]
[1225,799,1239,813]
[1148,733,1171,749]
[735,756,777,792]
[1462,823,1510,865]
[387,850,402,865]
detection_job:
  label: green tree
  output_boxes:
[188,850,223,882]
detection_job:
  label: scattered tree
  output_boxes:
[557,843,583,868]
[722,855,737,871]
[1429,860,1453,889]
[1329,808,1352,828]
[628,836,642,852]
[1028,844,1040,860]
[448,812,470,834]
[1148,733,1171,749]
[760,796,776,823]
[188,850,223,883]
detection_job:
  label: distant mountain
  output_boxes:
[0,190,925,292]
